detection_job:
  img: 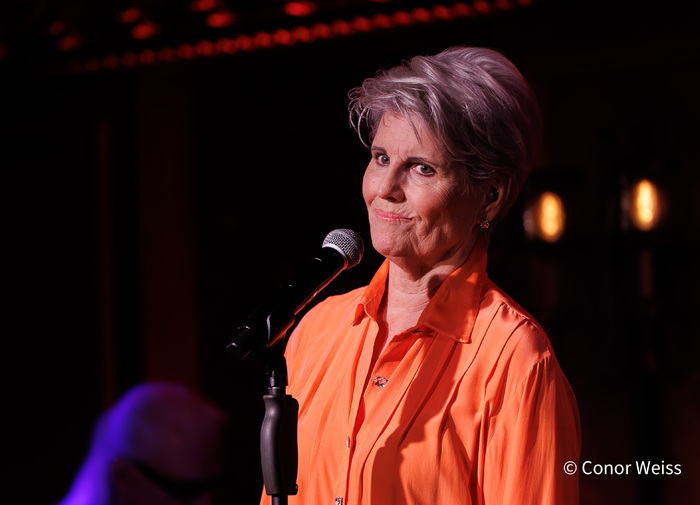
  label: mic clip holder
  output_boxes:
[226,302,295,361]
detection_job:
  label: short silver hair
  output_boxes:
[349,46,542,220]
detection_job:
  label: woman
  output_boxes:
[267,46,580,505]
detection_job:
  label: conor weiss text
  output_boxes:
[563,461,682,476]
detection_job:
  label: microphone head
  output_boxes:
[322,228,364,269]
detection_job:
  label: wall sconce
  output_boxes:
[628,179,661,231]
[523,191,566,243]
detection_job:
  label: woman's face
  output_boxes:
[362,113,483,273]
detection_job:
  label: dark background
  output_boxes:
[4,0,699,503]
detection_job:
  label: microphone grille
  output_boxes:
[322,228,364,269]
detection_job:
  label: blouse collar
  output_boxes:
[354,242,488,343]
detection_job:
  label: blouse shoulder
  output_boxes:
[473,279,560,388]
[481,279,553,353]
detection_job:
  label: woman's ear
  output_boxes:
[481,174,511,223]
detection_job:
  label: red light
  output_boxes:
[190,0,216,12]
[311,23,333,39]
[474,0,492,14]
[121,53,138,67]
[271,29,291,45]
[207,10,236,28]
[292,26,314,43]
[452,3,472,17]
[85,58,100,72]
[237,35,255,51]
[371,13,393,29]
[517,0,532,5]
[330,20,352,36]
[58,34,81,51]
[0,44,9,59]
[411,8,431,23]
[177,44,195,59]
[495,0,512,10]
[139,49,156,64]
[103,55,119,69]
[254,32,273,48]
[49,21,65,36]
[216,38,239,54]
[118,8,141,24]
[132,22,158,40]
[285,1,317,17]
[432,5,453,20]
[196,40,217,56]
[351,16,372,32]
[392,11,412,26]
[158,47,176,61]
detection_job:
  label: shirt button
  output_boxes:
[334,498,343,505]
[373,375,388,387]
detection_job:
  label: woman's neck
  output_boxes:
[376,238,482,347]
[375,260,454,347]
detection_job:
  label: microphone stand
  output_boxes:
[226,230,364,503]
[228,318,299,504]
[260,344,299,505]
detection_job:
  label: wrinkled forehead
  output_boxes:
[373,112,447,165]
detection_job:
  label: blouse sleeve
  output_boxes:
[482,354,581,505]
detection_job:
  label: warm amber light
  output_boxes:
[537,192,565,242]
[523,191,566,242]
[630,179,660,231]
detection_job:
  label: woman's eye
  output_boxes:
[414,163,435,176]
[375,153,390,165]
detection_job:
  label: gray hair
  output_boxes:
[348,46,542,220]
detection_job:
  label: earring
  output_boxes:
[479,219,491,230]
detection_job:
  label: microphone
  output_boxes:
[226,228,364,360]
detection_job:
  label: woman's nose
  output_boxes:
[376,165,405,201]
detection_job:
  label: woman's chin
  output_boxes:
[370,232,409,259]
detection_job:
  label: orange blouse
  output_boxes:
[262,246,581,505]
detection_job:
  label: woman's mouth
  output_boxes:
[375,209,409,222]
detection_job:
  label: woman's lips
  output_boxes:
[375,209,409,222]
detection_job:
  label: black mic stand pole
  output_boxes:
[227,296,301,503]
[260,342,299,505]
[227,309,299,504]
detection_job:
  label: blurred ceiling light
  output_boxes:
[48,21,66,36]
[285,1,317,17]
[524,191,566,243]
[58,34,82,51]
[191,0,217,12]
[207,10,236,28]
[117,7,141,24]
[132,21,158,40]
[630,179,661,231]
